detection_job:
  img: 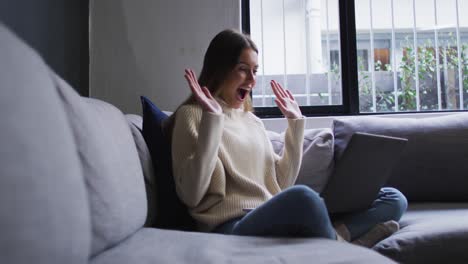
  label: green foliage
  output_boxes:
[357,35,468,113]
[396,38,437,111]
[357,56,373,112]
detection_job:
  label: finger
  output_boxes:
[184,69,196,85]
[185,69,204,94]
[191,86,204,101]
[274,98,288,114]
[285,89,295,101]
[184,73,195,90]
[185,69,195,83]
[189,69,198,83]
[201,86,213,99]
[185,74,200,95]
[275,83,288,101]
[270,81,283,100]
[185,77,206,104]
[272,80,288,98]
[185,69,194,82]
[271,83,288,108]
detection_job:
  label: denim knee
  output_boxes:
[284,185,322,205]
[281,185,334,238]
[283,185,327,217]
[379,187,408,221]
[231,185,334,238]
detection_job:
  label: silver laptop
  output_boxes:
[321,132,408,213]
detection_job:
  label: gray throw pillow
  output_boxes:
[267,128,335,193]
[333,113,468,202]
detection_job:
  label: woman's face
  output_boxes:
[218,48,258,109]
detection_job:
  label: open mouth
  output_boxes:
[237,88,250,101]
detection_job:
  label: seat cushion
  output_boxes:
[333,114,468,202]
[90,228,396,264]
[374,203,468,264]
[56,75,147,256]
[0,24,90,264]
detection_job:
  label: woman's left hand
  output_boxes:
[270,80,302,119]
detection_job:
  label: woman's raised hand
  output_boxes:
[270,80,302,119]
[184,68,222,114]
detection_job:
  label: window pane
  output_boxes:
[437,0,461,110]
[355,0,468,113]
[249,0,342,107]
[461,0,468,109]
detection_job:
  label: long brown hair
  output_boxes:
[164,29,258,137]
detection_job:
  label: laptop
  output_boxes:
[321,132,408,214]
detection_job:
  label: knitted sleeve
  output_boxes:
[274,117,305,189]
[171,105,225,208]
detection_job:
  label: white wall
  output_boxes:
[90,0,241,114]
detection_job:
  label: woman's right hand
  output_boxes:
[184,68,222,114]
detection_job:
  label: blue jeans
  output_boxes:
[213,185,407,240]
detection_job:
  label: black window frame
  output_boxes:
[242,0,358,118]
[242,0,466,118]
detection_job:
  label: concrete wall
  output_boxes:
[90,0,241,114]
[0,0,89,96]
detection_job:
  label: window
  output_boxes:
[243,0,468,117]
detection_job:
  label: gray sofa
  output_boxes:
[333,114,468,263]
[262,112,468,264]
[1,23,467,264]
[0,24,394,264]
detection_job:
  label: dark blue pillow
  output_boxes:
[140,96,195,230]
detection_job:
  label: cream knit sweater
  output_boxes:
[171,102,305,232]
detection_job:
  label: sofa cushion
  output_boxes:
[374,203,468,264]
[140,96,195,230]
[0,24,91,264]
[126,114,157,227]
[267,128,334,193]
[90,228,396,264]
[56,76,147,256]
[126,114,143,130]
[333,114,468,202]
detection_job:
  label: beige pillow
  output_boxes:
[267,128,335,193]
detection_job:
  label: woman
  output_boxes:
[168,29,407,247]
